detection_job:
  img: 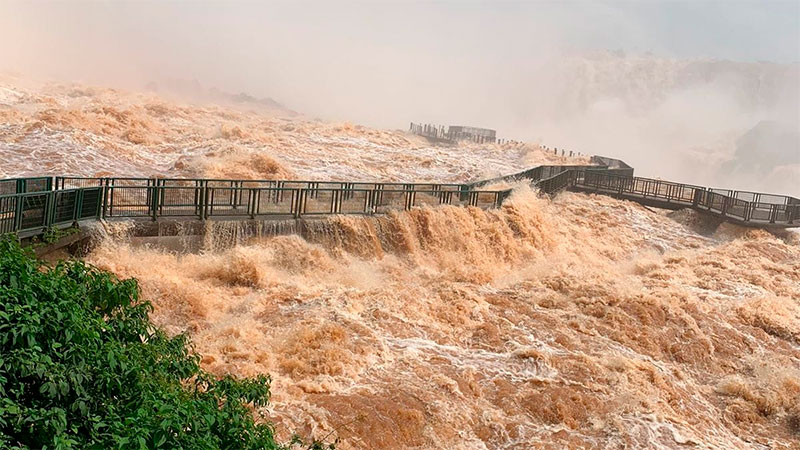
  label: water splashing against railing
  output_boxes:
[2,156,798,241]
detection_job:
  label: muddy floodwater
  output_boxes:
[3,77,799,449]
[90,190,800,449]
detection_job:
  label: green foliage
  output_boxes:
[0,239,302,449]
[41,226,79,245]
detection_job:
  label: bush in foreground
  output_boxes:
[0,239,311,449]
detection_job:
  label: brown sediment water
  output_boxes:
[86,188,800,449]
[0,77,581,183]
[4,76,798,449]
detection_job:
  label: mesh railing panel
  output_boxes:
[53,191,77,224]
[80,188,102,219]
[107,187,153,217]
[302,190,336,214]
[373,190,409,214]
[0,196,17,234]
[0,180,17,196]
[0,178,52,194]
[205,187,252,216]
[159,187,202,217]
[339,190,371,214]
[56,177,104,189]
[24,178,51,192]
[253,189,296,215]
[20,193,49,231]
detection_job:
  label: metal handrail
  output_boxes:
[55,176,472,191]
[0,177,53,195]
[0,187,102,236]
[3,157,799,238]
[533,168,798,226]
[0,181,510,237]
[100,185,509,220]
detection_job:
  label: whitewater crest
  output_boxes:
[0,77,577,183]
[87,189,800,449]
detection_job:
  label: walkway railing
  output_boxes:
[467,156,633,189]
[0,177,53,196]
[1,176,510,237]
[2,155,798,237]
[0,187,102,236]
[532,169,798,226]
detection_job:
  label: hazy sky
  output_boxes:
[1,1,798,192]
[2,1,798,117]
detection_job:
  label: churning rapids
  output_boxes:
[3,77,800,449]
[88,190,800,450]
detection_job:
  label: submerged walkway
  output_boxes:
[1,155,797,240]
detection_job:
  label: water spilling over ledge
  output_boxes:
[85,190,800,449]
[2,77,799,449]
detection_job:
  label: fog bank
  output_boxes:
[1,1,798,193]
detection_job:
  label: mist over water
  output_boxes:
[1,1,798,193]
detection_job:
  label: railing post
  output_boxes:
[47,191,57,225]
[250,188,259,219]
[91,188,101,220]
[103,179,111,219]
[289,189,296,217]
[208,186,215,219]
[43,192,53,230]
[13,195,23,231]
[329,189,338,214]
[769,205,778,223]
[73,189,84,222]
[294,189,305,218]
[371,189,380,214]
[199,185,205,220]
[193,184,200,217]
[144,179,152,211]
[200,182,207,220]
[70,190,78,222]
[159,183,166,216]
[151,186,159,221]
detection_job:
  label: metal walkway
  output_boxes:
[532,167,797,228]
[464,155,796,228]
[1,155,797,239]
